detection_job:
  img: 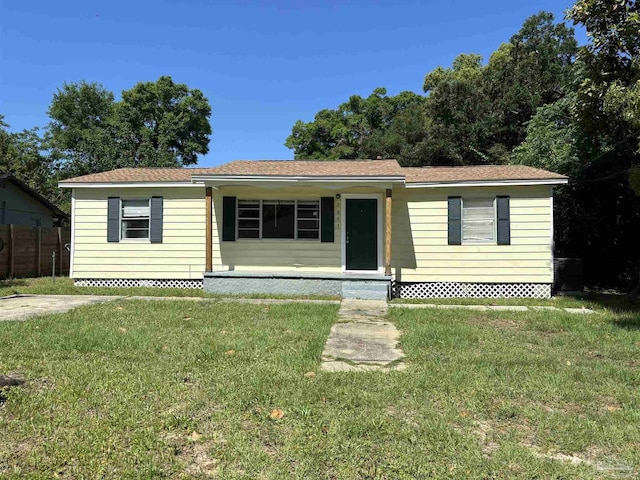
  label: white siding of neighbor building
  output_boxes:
[391,185,554,283]
[72,187,206,279]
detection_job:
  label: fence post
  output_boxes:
[52,251,56,282]
[9,224,14,278]
[57,226,63,275]
[37,226,42,277]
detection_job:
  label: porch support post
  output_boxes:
[205,187,212,272]
[385,188,392,276]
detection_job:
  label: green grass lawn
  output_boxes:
[1,300,639,478]
[392,292,640,311]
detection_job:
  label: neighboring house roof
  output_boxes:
[0,173,68,219]
[58,160,568,187]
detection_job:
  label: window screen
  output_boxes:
[238,200,260,239]
[296,200,320,239]
[121,199,150,239]
[462,198,495,243]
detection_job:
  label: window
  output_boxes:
[263,200,295,239]
[121,199,150,239]
[462,198,495,243]
[296,200,319,239]
[237,199,320,240]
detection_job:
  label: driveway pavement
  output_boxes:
[0,295,121,321]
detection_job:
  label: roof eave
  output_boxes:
[405,178,569,188]
[58,181,200,189]
[191,175,406,183]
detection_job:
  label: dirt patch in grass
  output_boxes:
[463,417,635,477]
[467,316,522,330]
[165,431,223,478]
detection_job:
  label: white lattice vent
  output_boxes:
[74,279,203,289]
[392,282,551,299]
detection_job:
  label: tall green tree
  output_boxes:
[285,88,428,162]
[46,81,117,177]
[0,115,59,204]
[422,12,577,164]
[113,76,212,167]
[47,76,212,179]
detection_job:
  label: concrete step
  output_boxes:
[342,282,389,300]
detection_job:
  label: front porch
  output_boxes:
[202,181,396,300]
[203,271,392,300]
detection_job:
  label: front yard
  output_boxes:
[1,298,639,478]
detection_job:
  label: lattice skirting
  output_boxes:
[392,282,551,299]
[74,279,203,289]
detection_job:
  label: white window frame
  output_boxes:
[120,198,151,241]
[461,197,497,245]
[236,199,321,241]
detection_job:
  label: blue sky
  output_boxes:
[0,0,584,167]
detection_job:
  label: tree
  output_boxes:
[421,12,577,164]
[46,81,117,177]
[485,12,578,151]
[285,88,429,162]
[113,76,212,167]
[0,115,59,204]
[422,53,493,164]
[47,76,212,178]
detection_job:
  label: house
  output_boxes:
[58,160,568,300]
[0,174,67,227]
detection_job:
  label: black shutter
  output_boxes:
[320,197,334,243]
[496,196,511,245]
[222,196,236,241]
[447,196,462,245]
[150,196,163,243]
[107,197,120,242]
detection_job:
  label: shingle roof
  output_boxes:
[403,165,568,184]
[194,159,404,177]
[59,168,212,183]
[59,161,567,185]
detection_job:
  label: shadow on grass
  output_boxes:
[0,278,28,290]
[585,292,640,314]
[579,292,640,330]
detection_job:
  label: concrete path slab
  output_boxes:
[0,295,121,321]
[321,299,405,372]
[487,305,530,312]
[391,303,599,314]
[564,307,598,314]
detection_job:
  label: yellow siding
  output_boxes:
[72,187,206,279]
[72,183,554,283]
[212,186,383,273]
[391,185,553,283]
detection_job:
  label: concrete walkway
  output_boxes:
[0,294,340,322]
[390,303,599,314]
[321,299,405,372]
[0,294,122,321]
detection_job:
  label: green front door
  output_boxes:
[345,198,378,271]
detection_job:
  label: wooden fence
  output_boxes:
[0,225,70,279]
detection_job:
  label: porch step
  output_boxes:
[341,281,389,301]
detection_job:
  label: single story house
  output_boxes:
[1,173,67,227]
[59,159,568,300]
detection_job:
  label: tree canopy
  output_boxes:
[47,76,212,179]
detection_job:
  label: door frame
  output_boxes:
[341,193,384,273]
